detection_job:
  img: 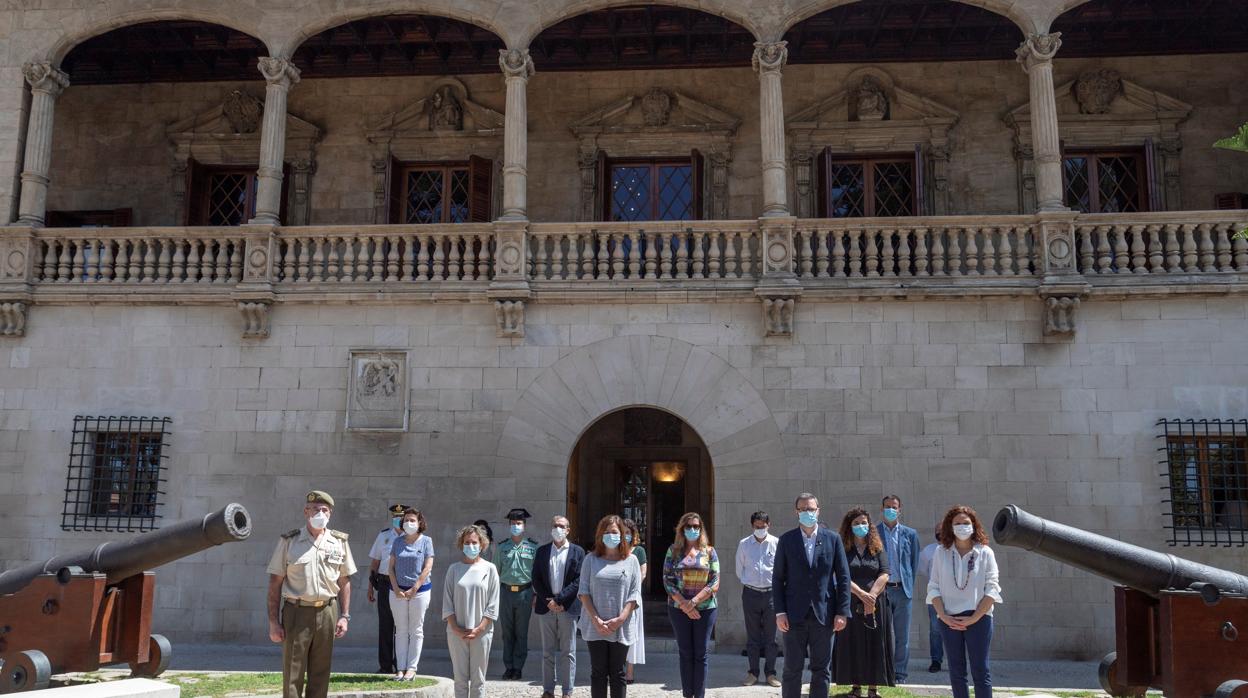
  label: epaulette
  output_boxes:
[526,537,538,545]
[281,528,300,539]
[330,529,350,540]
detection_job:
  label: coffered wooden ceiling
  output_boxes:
[60,1,1248,85]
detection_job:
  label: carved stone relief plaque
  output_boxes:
[346,349,409,431]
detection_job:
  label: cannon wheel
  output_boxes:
[0,650,51,693]
[1215,680,1248,698]
[1098,652,1147,698]
[129,634,171,678]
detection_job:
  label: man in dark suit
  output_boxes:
[532,515,585,698]
[773,492,851,698]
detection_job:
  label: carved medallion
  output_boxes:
[222,90,263,135]
[641,88,673,127]
[1074,69,1122,115]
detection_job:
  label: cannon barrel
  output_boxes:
[0,503,251,596]
[992,505,1248,598]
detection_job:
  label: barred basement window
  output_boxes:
[1159,419,1248,547]
[61,416,171,532]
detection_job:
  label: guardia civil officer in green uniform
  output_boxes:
[497,507,538,680]
[267,491,358,698]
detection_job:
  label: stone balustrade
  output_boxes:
[528,221,760,281]
[2,210,1243,338]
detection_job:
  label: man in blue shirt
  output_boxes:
[877,494,919,683]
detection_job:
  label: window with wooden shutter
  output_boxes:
[391,160,491,224]
[1062,150,1150,213]
[818,151,917,218]
[187,162,286,225]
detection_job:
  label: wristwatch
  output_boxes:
[340,613,351,620]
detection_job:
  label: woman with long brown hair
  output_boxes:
[577,514,642,698]
[662,512,720,698]
[926,505,1001,698]
[832,507,894,696]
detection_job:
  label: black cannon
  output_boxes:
[993,505,1248,698]
[0,503,252,693]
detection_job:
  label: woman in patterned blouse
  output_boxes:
[662,512,720,698]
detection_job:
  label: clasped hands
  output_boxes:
[939,612,981,632]
[853,588,878,616]
[677,597,702,620]
[546,599,565,613]
[450,622,485,641]
[591,614,627,635]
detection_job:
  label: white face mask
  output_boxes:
[753,527,768,540]
[403,521,420,535]
[551,527,568,542]
[309,511,330,530]
[952,524,974,541]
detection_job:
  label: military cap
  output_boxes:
[505,507,532,521]
[306,490,335,507]
[388,503,407,515]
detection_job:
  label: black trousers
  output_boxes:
[587,640,628,698]
[781,611,833,698]
[373,575,396,673]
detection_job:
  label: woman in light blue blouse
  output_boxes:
[388,508,435,679]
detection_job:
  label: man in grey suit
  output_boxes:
[877,494,920,683]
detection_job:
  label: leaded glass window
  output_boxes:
[401,164,471,224]
[609,160,694,221]
[822,157,916,218]
[1063,151,1148,213]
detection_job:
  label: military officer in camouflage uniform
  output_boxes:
[497,507,538,680]
[267,490,358,698]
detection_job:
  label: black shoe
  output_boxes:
[513,670,523,681]
[502,669,514,680]
[928,661,941,673]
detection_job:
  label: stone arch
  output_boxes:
[515,0,764,49]
[277,2,510,58]
[776,0,1038,41]
[47,8,271,64]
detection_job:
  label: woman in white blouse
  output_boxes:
[443,524,500,698]
[926,506,1002,698]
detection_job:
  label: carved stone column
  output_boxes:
[250,57,300,225]
[1016,34,1066,213]
[15,63,69,226]
[753,42,790,218]
[499,49,534,222]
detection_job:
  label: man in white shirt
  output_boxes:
[532,515,585,698]
[366,504,405,674]
[735,511,781,687]
[917,524,943,673]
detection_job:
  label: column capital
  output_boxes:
[258,57,301,88]
[752,41,788,76]
[22,62,68,95]
[498,48,535,81]
[1016,32,1061,73]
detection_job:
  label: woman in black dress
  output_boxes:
[833,507,895,697]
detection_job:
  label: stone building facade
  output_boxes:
[0,0,1246,663]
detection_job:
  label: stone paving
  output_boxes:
[168,643,1104,696]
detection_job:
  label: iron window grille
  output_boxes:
[1158,418,1248,547]
[62,416,171,532]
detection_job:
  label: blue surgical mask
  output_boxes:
[798,510,818,527]
[883,508,899,523]
[510,523,524,537]
[624,534,633,543]
[852,524,870,538]
[392,517,402,529]
[683,527,701,541]
[462,543,481,559]
[602,533,621,549]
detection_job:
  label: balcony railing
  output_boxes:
[2,209,1244,338]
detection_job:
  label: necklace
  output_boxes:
[951,547,977,590]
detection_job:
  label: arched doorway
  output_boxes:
[568,407,713,600]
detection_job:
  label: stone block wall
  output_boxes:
[43,52,1248,225]
[1,295,1246,660]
